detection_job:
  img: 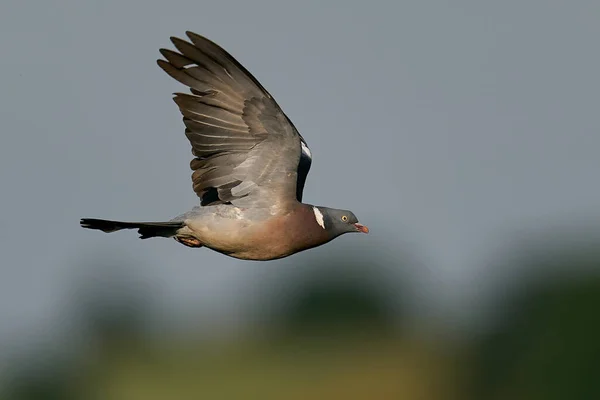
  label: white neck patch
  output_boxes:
[301,141,312,159]
[312,206,325,229]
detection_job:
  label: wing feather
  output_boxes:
[158,32,313,206]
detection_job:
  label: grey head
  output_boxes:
[313,206,369,238]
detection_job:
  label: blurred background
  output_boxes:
[1,1,599,399]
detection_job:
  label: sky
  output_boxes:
[1,0,599,355]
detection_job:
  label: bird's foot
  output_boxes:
[175,236,203,248]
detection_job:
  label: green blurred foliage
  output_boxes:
[280,280,394,335]
[472,252,600,400]
[3,236,599,400]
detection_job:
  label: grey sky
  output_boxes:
[1,0,599,352]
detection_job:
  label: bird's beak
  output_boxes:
[354,223,369,233]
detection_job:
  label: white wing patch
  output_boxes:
[312,206,325,229]
[301,141,312,160]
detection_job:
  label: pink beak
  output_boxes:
[354,223,369,233]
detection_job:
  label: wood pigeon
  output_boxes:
[81,32,368,260]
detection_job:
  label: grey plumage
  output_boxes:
[157,32,310,207]
[80,32,367,260]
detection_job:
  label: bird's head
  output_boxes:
[311,206,369,237]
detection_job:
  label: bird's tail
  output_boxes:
[80,218,184,239]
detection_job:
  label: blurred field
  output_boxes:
[3,232,600,400]
[73,334,462,400]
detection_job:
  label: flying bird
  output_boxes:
[80,32,368,260]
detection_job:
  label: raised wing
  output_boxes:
[157,32,312,207]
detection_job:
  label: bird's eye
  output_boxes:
[341,215,348,222]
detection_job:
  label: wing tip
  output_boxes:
[158,48,172,59]
[170,36,185,46]
[185,31,203,42]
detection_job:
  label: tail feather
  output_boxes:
[80,218,184,239]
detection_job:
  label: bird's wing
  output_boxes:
[157,32,312,207]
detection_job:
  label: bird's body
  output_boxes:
[176,203,333,260]
[81,32,368,260]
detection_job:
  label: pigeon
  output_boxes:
[81,32,368,260]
